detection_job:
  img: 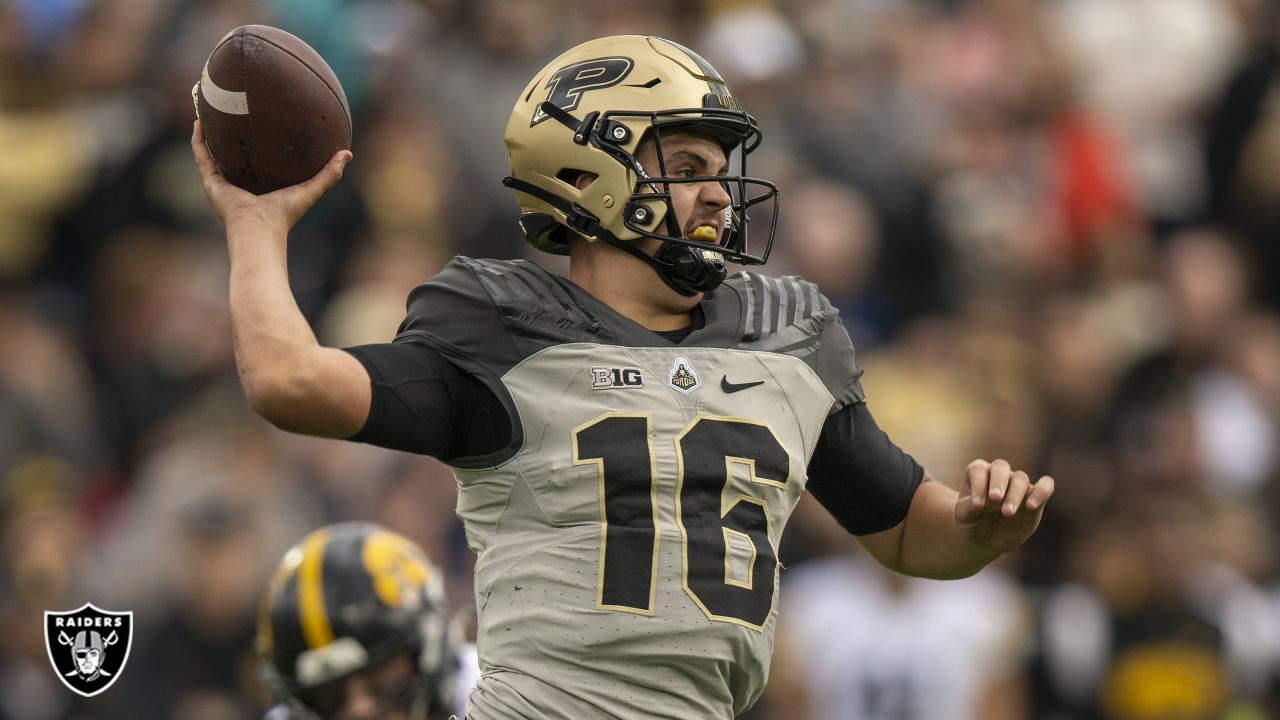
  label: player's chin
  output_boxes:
[653,272,705,307]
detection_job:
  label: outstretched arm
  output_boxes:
[859,459,1055,579]
[191,120,369,437]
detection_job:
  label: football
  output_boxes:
[193,25,351,194]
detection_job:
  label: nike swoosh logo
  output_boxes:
[200,65,248,116]
[721,376,764,393]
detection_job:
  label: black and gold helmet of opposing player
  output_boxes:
[504,34,779,296]
[257,523,455,720]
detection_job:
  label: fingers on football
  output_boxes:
[1025,475,1055,511]
[966,459,991,509]
[294,150,353,200]
[191,120,218,181]
[269,150,352,226]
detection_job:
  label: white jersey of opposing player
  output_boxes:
[779,557,1028,720]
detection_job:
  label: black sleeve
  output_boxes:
[811,292,866,412]
[343,342,511,461]
[806,401,924,535]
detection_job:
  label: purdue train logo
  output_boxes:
[667,356,700,394]
[531,56,634,126]
[45,603,133,697]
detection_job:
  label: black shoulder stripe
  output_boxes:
[464,259,557,318]
[766,276,783,336]
[515,261,583,321]
[782,276,799,328]
[755,275,771,338]
[740,274,823,333]
[724,272,862,407]
[801,279,816,321]
[459,257,606,345]
[506,268,558,312]
[466,260,517,308]
[731,273,832,354]
[787,276,823,327]
[756,276,771,337]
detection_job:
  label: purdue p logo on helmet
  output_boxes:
[503,35,779,295]
[530,57,635,126]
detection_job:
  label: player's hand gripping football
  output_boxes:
[191,120,352,231]
[955,459,1054,556]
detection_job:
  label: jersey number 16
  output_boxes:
[573,413,790,630]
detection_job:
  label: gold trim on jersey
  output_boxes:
[572,412,661,616]
[721,526,757,589]
[721,454,788,491]
[674,414,790,633]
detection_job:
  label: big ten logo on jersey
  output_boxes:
[591,367,644,390]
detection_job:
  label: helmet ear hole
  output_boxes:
[556,168,596,190]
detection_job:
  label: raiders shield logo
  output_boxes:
[44,603,133,697]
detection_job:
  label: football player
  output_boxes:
[258,523,460,720]
[193,35,1055,719]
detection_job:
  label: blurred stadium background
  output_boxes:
[2,0,1279,718]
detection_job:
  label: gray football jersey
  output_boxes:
[395,258,863,719]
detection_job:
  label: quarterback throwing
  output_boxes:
[192,34,1053,720]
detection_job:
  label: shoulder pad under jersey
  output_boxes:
[396,256,613,376]
[724,272,865,411]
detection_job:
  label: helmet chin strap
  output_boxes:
[596,231,725,297]
[501,175,727,296]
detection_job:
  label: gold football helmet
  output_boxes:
[504,35,779,295]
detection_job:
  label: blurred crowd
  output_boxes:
[1,0,1278,718]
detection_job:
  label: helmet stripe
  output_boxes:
[297,529,336,649]
[652,37,732,98]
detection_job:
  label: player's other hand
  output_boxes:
[191,119,352,232]
[955,459,1054,556]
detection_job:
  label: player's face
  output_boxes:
[309,653,418,720]
[76,648,100,674]
[633,129,733,248]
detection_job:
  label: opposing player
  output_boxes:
[193,35,1055,719]
[258,523,462,720]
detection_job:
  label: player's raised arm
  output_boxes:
[188,26,379,438]
[191,120,368,437]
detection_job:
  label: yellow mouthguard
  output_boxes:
[689,226,718,243]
